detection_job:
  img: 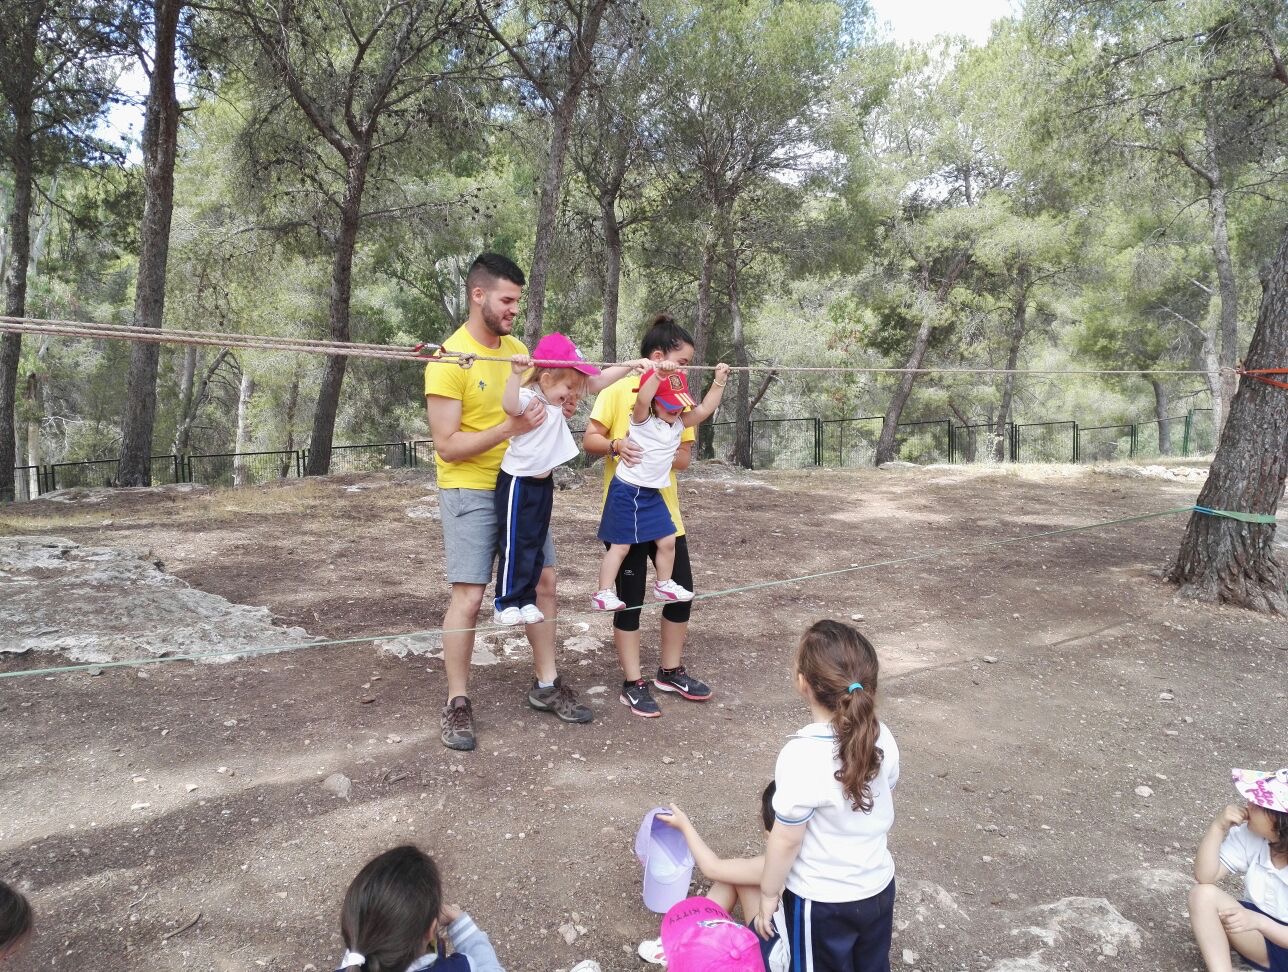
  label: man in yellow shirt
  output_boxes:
[583,313,716,718]
[425,253,592,750]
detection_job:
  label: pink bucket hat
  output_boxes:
[659,896,763,972]
[1233,767,1288,813]
[531,332,600,376]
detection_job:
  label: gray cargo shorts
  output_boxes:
[439,487,556,585]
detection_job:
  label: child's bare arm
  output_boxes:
[632,370,663,423]
[1195,804,1245,883]
[756,821,806,939]
[682,362,730,428]
[502,354,531,417]
[589,358,649,393]
[658,806,764,886]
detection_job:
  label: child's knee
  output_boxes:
[657,534,676,551]
[1188,882,1223,912]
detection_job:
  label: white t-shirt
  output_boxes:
[615,415,684,489]
[772,721,899,903]
[501,387,579,477]
[1220,823,1288,921]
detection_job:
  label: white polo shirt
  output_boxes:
[772,721,899,903]
[1220,823,1288,921]
[500,387,579,478]
[615,415,684,490]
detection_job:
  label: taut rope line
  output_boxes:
[0,315,1237,378]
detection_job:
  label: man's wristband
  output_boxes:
[609,438,620,458]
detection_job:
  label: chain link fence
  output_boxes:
[8,409,1218,501]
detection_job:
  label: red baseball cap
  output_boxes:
[531,332,600,376]
[639,369,695,411]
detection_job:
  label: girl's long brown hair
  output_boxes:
[796,620,883,812]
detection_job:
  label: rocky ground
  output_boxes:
[0,461,1284,972]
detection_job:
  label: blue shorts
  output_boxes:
[597,477,676,545]
[1239,901,1288,972]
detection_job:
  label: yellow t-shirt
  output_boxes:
[588,375,695,537]
[424,326,528,490]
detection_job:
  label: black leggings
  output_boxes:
[607,534,693,632]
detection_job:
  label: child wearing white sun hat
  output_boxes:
[1189,767,1288,972]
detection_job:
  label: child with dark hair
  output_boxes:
[0,880,32,962]
[1190,767,1288,972]
[755,620,899,972]
[336,846,503,972]
[640,784,788,969]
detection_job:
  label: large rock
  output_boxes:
[0,537,312,663]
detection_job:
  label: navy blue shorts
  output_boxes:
[783,880,895,972]
[1240,901,1288,972]
[597,478,676,545]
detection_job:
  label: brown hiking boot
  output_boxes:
[527,676,593,724]
[440,695,476,751]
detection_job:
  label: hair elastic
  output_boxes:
[847,682,863,694]
[340,950,366,969]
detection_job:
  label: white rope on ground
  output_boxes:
[0,315,1234,377]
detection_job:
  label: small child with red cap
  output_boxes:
[1190,766,1288,972]
[492,333,645,626]
[593,360,730,611]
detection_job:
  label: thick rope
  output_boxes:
[0,315,1237,377]
[4,503,1254,683]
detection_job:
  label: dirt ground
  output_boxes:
[1,461,1285,972]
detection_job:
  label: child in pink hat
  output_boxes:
[658,896,764,972]
[492,334,645,626]
[1189,767,1288,972]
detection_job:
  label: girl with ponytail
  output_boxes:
[754,620,900,972]
[335,846,504,972]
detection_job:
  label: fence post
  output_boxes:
[814,418,822,466]
[1010,425,1020,463]
[1182,410,1193,456]
[1129,424,1138,458]
[945,420,953,464]
[402,441,410,468]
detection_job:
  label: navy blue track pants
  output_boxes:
[494,471,554,611]
[783,879,895,972]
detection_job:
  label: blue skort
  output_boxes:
[597,477,677,545]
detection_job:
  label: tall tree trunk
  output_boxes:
[693,223,719,460]
[0,99,34,504]
[232,367,255,487]
[172,344,197,452]
[1149,378,1172,455]
[520,0,607,346]
[727,256,751,468]
[524,97,578,348]
[600,192,622,362]
[172,347,229,456]
[1198,299,1223,422]
[1168,226,1288,614]
[874,253,970,466]
[118,0,182,487]
[992,271,1029,462]
[305,158,367,476]
[1204,94,1239,433]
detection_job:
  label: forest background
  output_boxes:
[1,0,1285,497]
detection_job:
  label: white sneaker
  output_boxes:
[520,603,545,624]
[653,579,694,602]
[493,605,524,626]
[592,589,626,611]
[637,937,666,965]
